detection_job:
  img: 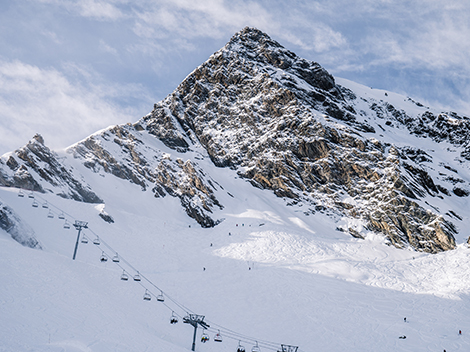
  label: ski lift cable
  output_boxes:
[85,228,195,315]
[203,327,281,351]
[204,320,284,348]
[201,327,281,352]
[30,192,76,221]
[85,235,191,318]
[73,224,189,316]
[82,230,295,350]
[14,193,297,351]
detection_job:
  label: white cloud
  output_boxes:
[0,60,150,154]
[132,0,277,40]
[36,0,125,21]
[99,39,118,56]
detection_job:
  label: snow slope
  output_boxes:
[1,27,470,352]
[2,157,470,351]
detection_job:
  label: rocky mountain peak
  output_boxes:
[32,133,45,145]
[221,26,336,92]
[1,28,469,253]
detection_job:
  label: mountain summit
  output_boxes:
[1,27,469,253]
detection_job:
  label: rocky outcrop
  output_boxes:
[0,27,467,252]
[139,27,462,252]
[0,134,102,203]
[0,203,41,249]
[68,124,223,227]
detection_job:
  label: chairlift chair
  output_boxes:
[237,340,246,352]
[156,291,164,302]
[47,210,54,218]
[214,330,223,342]
[251,341,261,352]
[170,312,178,324]
[93,237,100,245]
[28,192,34,199]
[42,201,48,209]
[112,254,120,263]
[134,272,141,281]
[201,331,209,343]
[32,200,38,208]
[143,290,151,301]
[100,251,108,262]
[120,270,129,281]
[63,220,71,229]
[58,212,65,220]
[81,235,88,244]
[18,190,24,197]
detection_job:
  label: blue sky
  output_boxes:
[1,0,469,154]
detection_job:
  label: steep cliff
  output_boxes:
[1,27,468,252]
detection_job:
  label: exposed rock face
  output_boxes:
[0,27,468,253]
[139,27,462,252]
[68,124,223,227]
[0,203,41,249]
[0,134,101,203]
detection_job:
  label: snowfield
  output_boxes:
[1,162,470,351]
[2,27,470,352]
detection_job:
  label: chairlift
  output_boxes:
[156,291,164,302]
[81,235,88,244]
[100,251,108,262]
[93,237,100,245]
[134,272,141,281]
[63,220,71,229]
[18,190,24,197]
[42,201,48,209]
[112,253,120,263]
[32,200,39,208]
[121,270,129,281]
[47,210,54,218]
[28,192,34,199]
[170,312,178,324]
[237,340,246,352]
[214,330,223,342]
[251,341,261,352]
[201,331,209,343]
[143,289,151,301]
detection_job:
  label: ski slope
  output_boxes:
[1,160,470,352]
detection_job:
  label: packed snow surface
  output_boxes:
[1,156,470,352]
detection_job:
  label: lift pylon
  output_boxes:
[280,344,299,352]
[72,220,88,260]
[183,314,210,351]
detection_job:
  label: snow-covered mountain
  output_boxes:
[1,27,470,352]
[1,27,469,253]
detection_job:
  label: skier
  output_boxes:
[404,317,406,322]
[459,330,462,335]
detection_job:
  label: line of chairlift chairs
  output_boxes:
[200,330,253,352]
[20,190,274,352]
[22,191,70,227]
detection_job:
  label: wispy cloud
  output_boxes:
[36,0,125,21]
[1,0,469,154]
[0,60,150,154]
[131,0,277,42]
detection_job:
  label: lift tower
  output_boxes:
[72,220,88,260]
[183,314,210,351]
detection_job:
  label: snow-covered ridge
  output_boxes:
[0,27,469,253]
[1,27,470,352]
